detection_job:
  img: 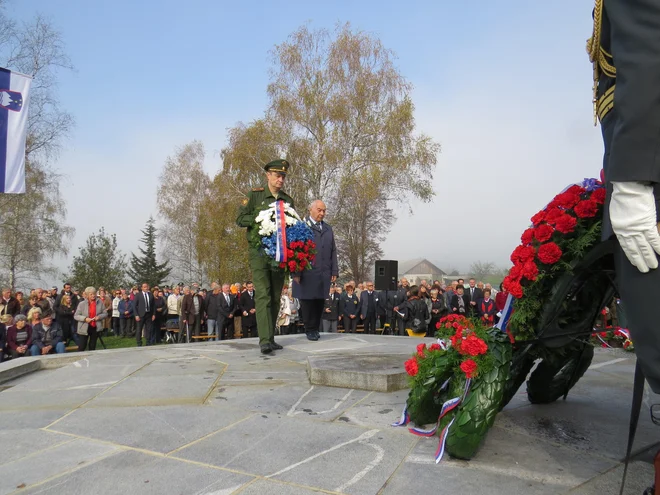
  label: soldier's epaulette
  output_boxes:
[252,187,264,192]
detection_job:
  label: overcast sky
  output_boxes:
[7,0,602,284]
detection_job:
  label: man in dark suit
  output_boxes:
[239,281,257,338]
[218,283,236,340]
[134,282,155,346]
[465,278,483,316]
[359,282,379,334]
[292,200,338,341]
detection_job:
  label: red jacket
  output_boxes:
[495,291,508,312]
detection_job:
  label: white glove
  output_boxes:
[610,181,660,273]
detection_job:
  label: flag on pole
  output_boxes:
[0,67,32,194]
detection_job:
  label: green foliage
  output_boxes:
[65,228,127,291]
[126,217,171,288]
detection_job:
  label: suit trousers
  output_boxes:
[220,315,233,339]
[299,299,325,335]
[343,316,358,333]
[136,315,153,346]
[363,314,377,334]
[250,252,286,346]
[78,327,98,351]
[321,319,337,333]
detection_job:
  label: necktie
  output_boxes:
[144,292,149,312]
[471,288,474,297]
[249,291,253,298]
[225,294,230,305]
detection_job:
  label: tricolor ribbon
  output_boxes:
[495,293,514,332]
[392,378,472,463]
[274,200,288,263]
[615,328,630,340]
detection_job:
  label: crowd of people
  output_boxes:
[0,276,507,362]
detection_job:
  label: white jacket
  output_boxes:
[167,294,180,315]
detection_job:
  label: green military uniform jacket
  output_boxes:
[236,187,296,253]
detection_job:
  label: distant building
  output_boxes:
[398,258,446,286]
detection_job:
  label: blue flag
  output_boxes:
[0,67,32,194]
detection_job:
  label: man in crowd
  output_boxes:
[239,281,257,339]
[359,281,379,334]
[465,278,483,316]
[134,282,155,347]
[236,159,293,354]
[218,283,236,340]
[31,311,64,355]
[0,288,20,317]
[292,199,338,341]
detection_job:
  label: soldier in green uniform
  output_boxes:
[236,159,294,354]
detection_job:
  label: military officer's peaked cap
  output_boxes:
[264,159,289,174]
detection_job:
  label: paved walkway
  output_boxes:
[0,334,657,494]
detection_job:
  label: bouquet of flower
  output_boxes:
[503,178,606,341]
[250,200,316,272]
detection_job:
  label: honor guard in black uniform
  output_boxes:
[589,1,660,492]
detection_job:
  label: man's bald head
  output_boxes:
[309,200,327,222]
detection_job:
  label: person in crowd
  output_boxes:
[0,319,5,362]
[239,281,258,338]
[321,284,340,333]
[30,311,64,356]
[23,295,38,317]
[395,286,429,335]
[495,282,509,314]
[292,199,338,343]
[111,290,121,336]
[419,285,432,329]
[359,281,380,335]
[27,307,42,327]
[118,292,133,337]
[153,288,166,344]
[477,289,497,327]
[205,283,223,341]
[340,283,360,333]
[133,283,155,347]
[98,288,112,336]
[465,278,483,316]
[277,285,296,335]
[6,314,31,359]
[15,291,24,310]
[451,285,469,316]
[181,285,204,339]
[217,283,235,340]
[75,287,107,352]
[393,279,409,335]
[36,289,51,313]
[56,294,76,345]
[0,288,20,317]
[428,288,447,337]
[166,286,180,330]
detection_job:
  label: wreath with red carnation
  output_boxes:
[504,180,606,342]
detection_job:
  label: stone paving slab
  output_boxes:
[20,450,254,495]
[0,334,656,494]
[0,438,119,495]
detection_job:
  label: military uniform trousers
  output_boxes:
[250,251,286,346]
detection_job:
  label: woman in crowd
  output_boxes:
[6,314,31,359]
[277,286,300,335]
[111,290,121,336]
[56,294,76,345]
[477,288,497,326]
[495,282,509,313]
[99,288,113,336]
[27,307,42,327]
[22,295,39,316]
[153,287,166,344]
[118,292,133,337]
[428,288,447,337]
[74,287,107,352]
[451,285,469,315]
[340,283,360,333]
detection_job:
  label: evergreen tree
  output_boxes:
[127,217,171,287]
[65,228,127,290]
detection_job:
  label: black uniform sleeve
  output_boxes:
[606,0,660,183]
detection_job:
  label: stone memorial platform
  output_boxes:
[0,333,657,494]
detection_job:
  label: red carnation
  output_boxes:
[300,259,307,269]
[288,260,298,272]
[504,276,524,299]
[531,210,546,226]
[554,213,578,234]
[522,260,539,281]
[429,343,441,351]
[521,228,534,245]
[404,358,419,376]
[511,245,536,264]
[287,249,294,258]
[279,262,286,269]
[537,242,563,265]
[553,191,581,209]
[509,264,523,281]
[591,188,606,205]
[416,343,427,357]
[566,184,587,196]
[451,328,464,351]
[460,359,479,379]
[534,224,554,242]
[545,207,563,224]
[574,199,599,218]
[461,335,488,356]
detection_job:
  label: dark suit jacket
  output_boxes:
[465,287,483,305]
[181,293,204,324]
[239,291,256,327]
[133,291,155,318]
[322,293,340,321]
[292,219,338,300]
[450,294,470,315]
[0,297,21,317]
[359,291,380,319]
[218,292,236,319]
